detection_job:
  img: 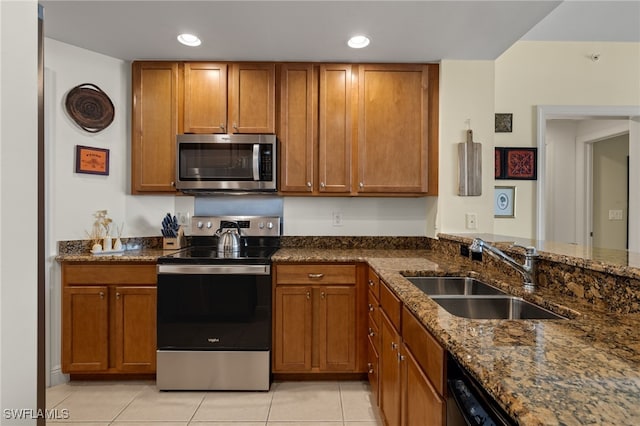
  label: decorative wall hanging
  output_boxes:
[458,129,482,196]
[75,145,109,175]
[495,147,537,180]
[494,186,515,218]
[65,83,115,133]
[495,113,513,133]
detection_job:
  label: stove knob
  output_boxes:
[267,222,274,230]
[206,221,213,229]
[196,221,203,229]
[258,222,265,229]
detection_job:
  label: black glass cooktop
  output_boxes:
[157,244,279,265]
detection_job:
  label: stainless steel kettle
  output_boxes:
[215,221,241,255]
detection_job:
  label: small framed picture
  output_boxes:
[494,186,515,218]
[495,113,513,133]
[75,145,109,175]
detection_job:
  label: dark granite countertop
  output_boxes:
[273,248,640,426]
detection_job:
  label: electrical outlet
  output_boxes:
[608,209,624,221]
[465,213,478,230]
[332,211,343,227]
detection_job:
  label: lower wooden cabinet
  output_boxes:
[273,263,366,374]
[61,262,157,375]
[373,279,446,426]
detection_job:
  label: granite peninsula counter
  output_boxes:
[273,246,640,426]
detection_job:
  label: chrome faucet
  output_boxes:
[469,238,538,292]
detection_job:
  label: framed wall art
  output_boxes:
[495,147,537,180]
[495,113,513,133]
[494,186,515,218]
[75,145,109,175]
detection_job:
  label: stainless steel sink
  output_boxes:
[405,276,507,296]
[430,296,567,320]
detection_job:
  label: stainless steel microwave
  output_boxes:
[175,134,277,193]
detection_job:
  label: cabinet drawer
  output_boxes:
[367,314,380,353]
[380,281,401,331]
[367,290,381,327]
[367,340,379,405]
[367,268,380,299]
[402,306,445,396]
[276,264,356,285]
[62,263,157,285]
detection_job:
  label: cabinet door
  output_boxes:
[380,311,402,426]
[278,63,316,192]
[183,62,228,133]
[228,63,275,134]
[114,286,157,372]
[62,286,109,372]
[273,286,312,371]
[131,61,179,193]
[318,286,356,371]
[357,64,432,194]
[319,64,353,193]
[402,344,445,426]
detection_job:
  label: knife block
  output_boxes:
[163,226,185,250]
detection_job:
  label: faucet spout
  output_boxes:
[469,238,538,292]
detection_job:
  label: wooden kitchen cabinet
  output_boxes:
[183,62,275,134]
[357,64,439,194]
[183,62,228,133]
[367,267,382,404]
[61,262,157,376]
[278,64,354,194]
[131,61,180,193]
[273,263,363,374]
[374,280,446,426]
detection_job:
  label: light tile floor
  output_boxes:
[46,380,382,426]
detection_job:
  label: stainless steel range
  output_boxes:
[156,215,281,391]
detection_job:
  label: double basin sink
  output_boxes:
[404,276,566,320]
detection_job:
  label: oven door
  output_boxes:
[157,264,272,351]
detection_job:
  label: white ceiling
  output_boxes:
[40,1,640,63]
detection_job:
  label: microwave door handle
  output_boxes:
[252,144,260,181]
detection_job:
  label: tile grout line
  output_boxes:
[107,383,154,425]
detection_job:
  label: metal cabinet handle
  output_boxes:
[308,273,324,279]
[391,342,398,350]
[368,328,376,337]
[398,353,405,362]
[368,279,375,287]
[367,363,374,374]
[321,291,326,299]
[116,292,120,299]
[219,123,225,132]
[359,182,364,189]
[306,291,311,300]
[306,181,312,188]
[99,291,105,299]
[233,123,238,132]
[368,303,375,312]
[320,182,325,189]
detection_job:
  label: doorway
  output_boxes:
[536,105,640,252]
[592,135,629,249]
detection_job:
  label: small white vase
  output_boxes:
[103,236,112,251]
[113,238,123,251]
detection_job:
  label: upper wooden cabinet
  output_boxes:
[131,61,180,194]
[278,63,354,194]
[357,64,439,194]
[184,62,275,134]
[183,62,228,133]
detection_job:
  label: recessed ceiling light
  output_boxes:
[347,35,370,49]
[177,33,201,47]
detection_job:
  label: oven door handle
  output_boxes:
[157,264,271,275]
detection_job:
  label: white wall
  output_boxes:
[494,41,640,238]
[438,60,495,234]
[0,0,38,423]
